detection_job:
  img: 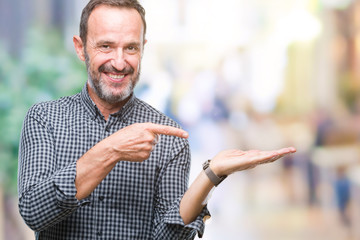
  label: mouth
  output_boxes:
[99,64,134,83]
[104,72,126,82]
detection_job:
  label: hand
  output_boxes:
[104,122,189,162]
[209,147,296,176]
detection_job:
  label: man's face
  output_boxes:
[82,5,146,104]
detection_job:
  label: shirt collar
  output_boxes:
[110,94,136,122]
[80,84,98,119]
[80,84,136,121]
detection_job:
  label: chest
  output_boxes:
[51,113,160,197]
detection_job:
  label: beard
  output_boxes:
[85,51,140,104]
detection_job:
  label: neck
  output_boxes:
[87,84,130,121]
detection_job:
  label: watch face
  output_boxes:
[203,160,211,169]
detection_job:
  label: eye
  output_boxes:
[97,44,112,53]
[126,45,139,54]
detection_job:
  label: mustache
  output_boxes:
[99,64,134,75]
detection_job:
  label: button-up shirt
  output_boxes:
[18,85,209,239]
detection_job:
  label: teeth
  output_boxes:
[107,73,125,79]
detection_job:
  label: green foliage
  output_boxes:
[0,26,87,194]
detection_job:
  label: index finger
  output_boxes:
[276,147,297,155]
[146,123,189,138]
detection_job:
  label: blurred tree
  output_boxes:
[0,26,86,195]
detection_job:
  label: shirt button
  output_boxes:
[99,196,105,201]
[97,230,102,236]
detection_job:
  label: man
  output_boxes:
[18,0,296,239]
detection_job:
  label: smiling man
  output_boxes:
[18,0,296,239]
[76,3,145,117]
[80,5,143,109]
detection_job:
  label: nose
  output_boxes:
[111,48,127,71]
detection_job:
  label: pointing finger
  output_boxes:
[145,123,189,138]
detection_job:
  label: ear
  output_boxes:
[73,35,86,61]
[141,39,147,59]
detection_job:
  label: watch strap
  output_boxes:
[203,160,227,187]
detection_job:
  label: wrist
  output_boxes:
[202,159,227,187]
[209,160,223,176]
[95,139,121,164]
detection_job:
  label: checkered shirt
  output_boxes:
[18,85,210,239]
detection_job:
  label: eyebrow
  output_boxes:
[96,40,115,46]
[125,41,141,47]
[95,40,142,47]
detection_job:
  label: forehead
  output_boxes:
[87,5,144,43]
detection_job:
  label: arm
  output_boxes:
[18,107,85,231]
[74,123,189,200]
[152,138,210,239]
[179,148,296,225]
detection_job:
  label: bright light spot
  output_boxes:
[320,0,354,9]
[276,9,322,43]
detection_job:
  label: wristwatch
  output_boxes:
[202,159,227,187]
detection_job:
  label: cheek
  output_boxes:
[129,56,141,72]
[89,52,110,70]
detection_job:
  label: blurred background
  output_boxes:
[1,0,360,239]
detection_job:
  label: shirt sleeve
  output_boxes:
[17,104,90,232]
[152,136,210,239]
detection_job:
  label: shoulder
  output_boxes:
[25,93,81,123]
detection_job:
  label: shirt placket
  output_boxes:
[94,115,118,239]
